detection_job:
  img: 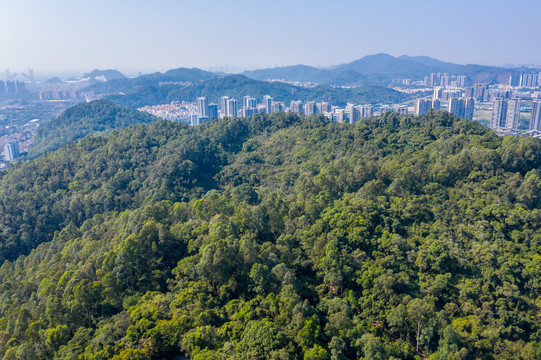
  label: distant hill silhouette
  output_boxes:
[242,53,521,86]
[84,67,217,94]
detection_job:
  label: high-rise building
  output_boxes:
[304,101,316,116]
[415,99,431,116]
[190,114,200,127]
[227,98,238,117]
[448,98,465,118]
[395,106,408,115]
[290,100,303,114]
[197,97,208,117]
[263,95,273,114]
[433,87,443,99]
[316,102,331,114]
[431,99,440,110]
[430,73,439,87]
[361,105,373,118]
[4,141,19,162]
[456,75,467,87]
[345,103,360,123]
[473,84,488,102]
[380,105,392,114]
[220,96,230,117]
[208,103,218,119]
[464,86,474,98]
[491,98,508,128]
[442,89,462,101]
[464,98,475,121]
[271,102,283,113]
[529,100,541,132]
[245,97,257,110]
[505,99,521,129]
[520,73,539,88]
[333,109,345,123]
[440,74,451,88]
[509,74,520,87]
[243,96,252,109]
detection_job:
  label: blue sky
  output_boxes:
[1,0,540,74]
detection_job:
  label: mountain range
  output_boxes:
[81,54,527,96]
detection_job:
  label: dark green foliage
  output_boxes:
[0,109,540,359]
[29,100,159,158]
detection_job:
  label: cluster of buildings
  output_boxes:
[509,73,540,88]
[0,81,27,96]
[138,102,198,121]
[0,119,40,164]
[39,90,81,101]
[423,73,468,88]
[191,95,378,126]
[490,98,541,137]
[414,96,475,120]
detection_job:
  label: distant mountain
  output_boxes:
[84,67,217,94]
[84,69,127,83]
[106,74,411,108]
[397,55,457,68]
[29,99,159,158]
[242,53,521,86]
[44,76,64,84]
[334,53,431,76]
[136,67,216,84]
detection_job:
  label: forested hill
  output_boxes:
[84,67,217,94]
[29,100,159,158]
[1,109,541,359]
[106,74,410,108]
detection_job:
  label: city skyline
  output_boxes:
[1,0,541,74]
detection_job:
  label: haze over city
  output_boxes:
[1,0,541,75]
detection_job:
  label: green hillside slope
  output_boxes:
[0,109,540,359]
[29,100,159,158]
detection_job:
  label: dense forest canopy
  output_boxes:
[0,109,540,359]
[29,100,159,158]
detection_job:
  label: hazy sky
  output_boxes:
[1,0,540,75]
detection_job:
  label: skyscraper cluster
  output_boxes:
[0,81,26,96]
[519,73,540,88]
[424,73,467,88]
